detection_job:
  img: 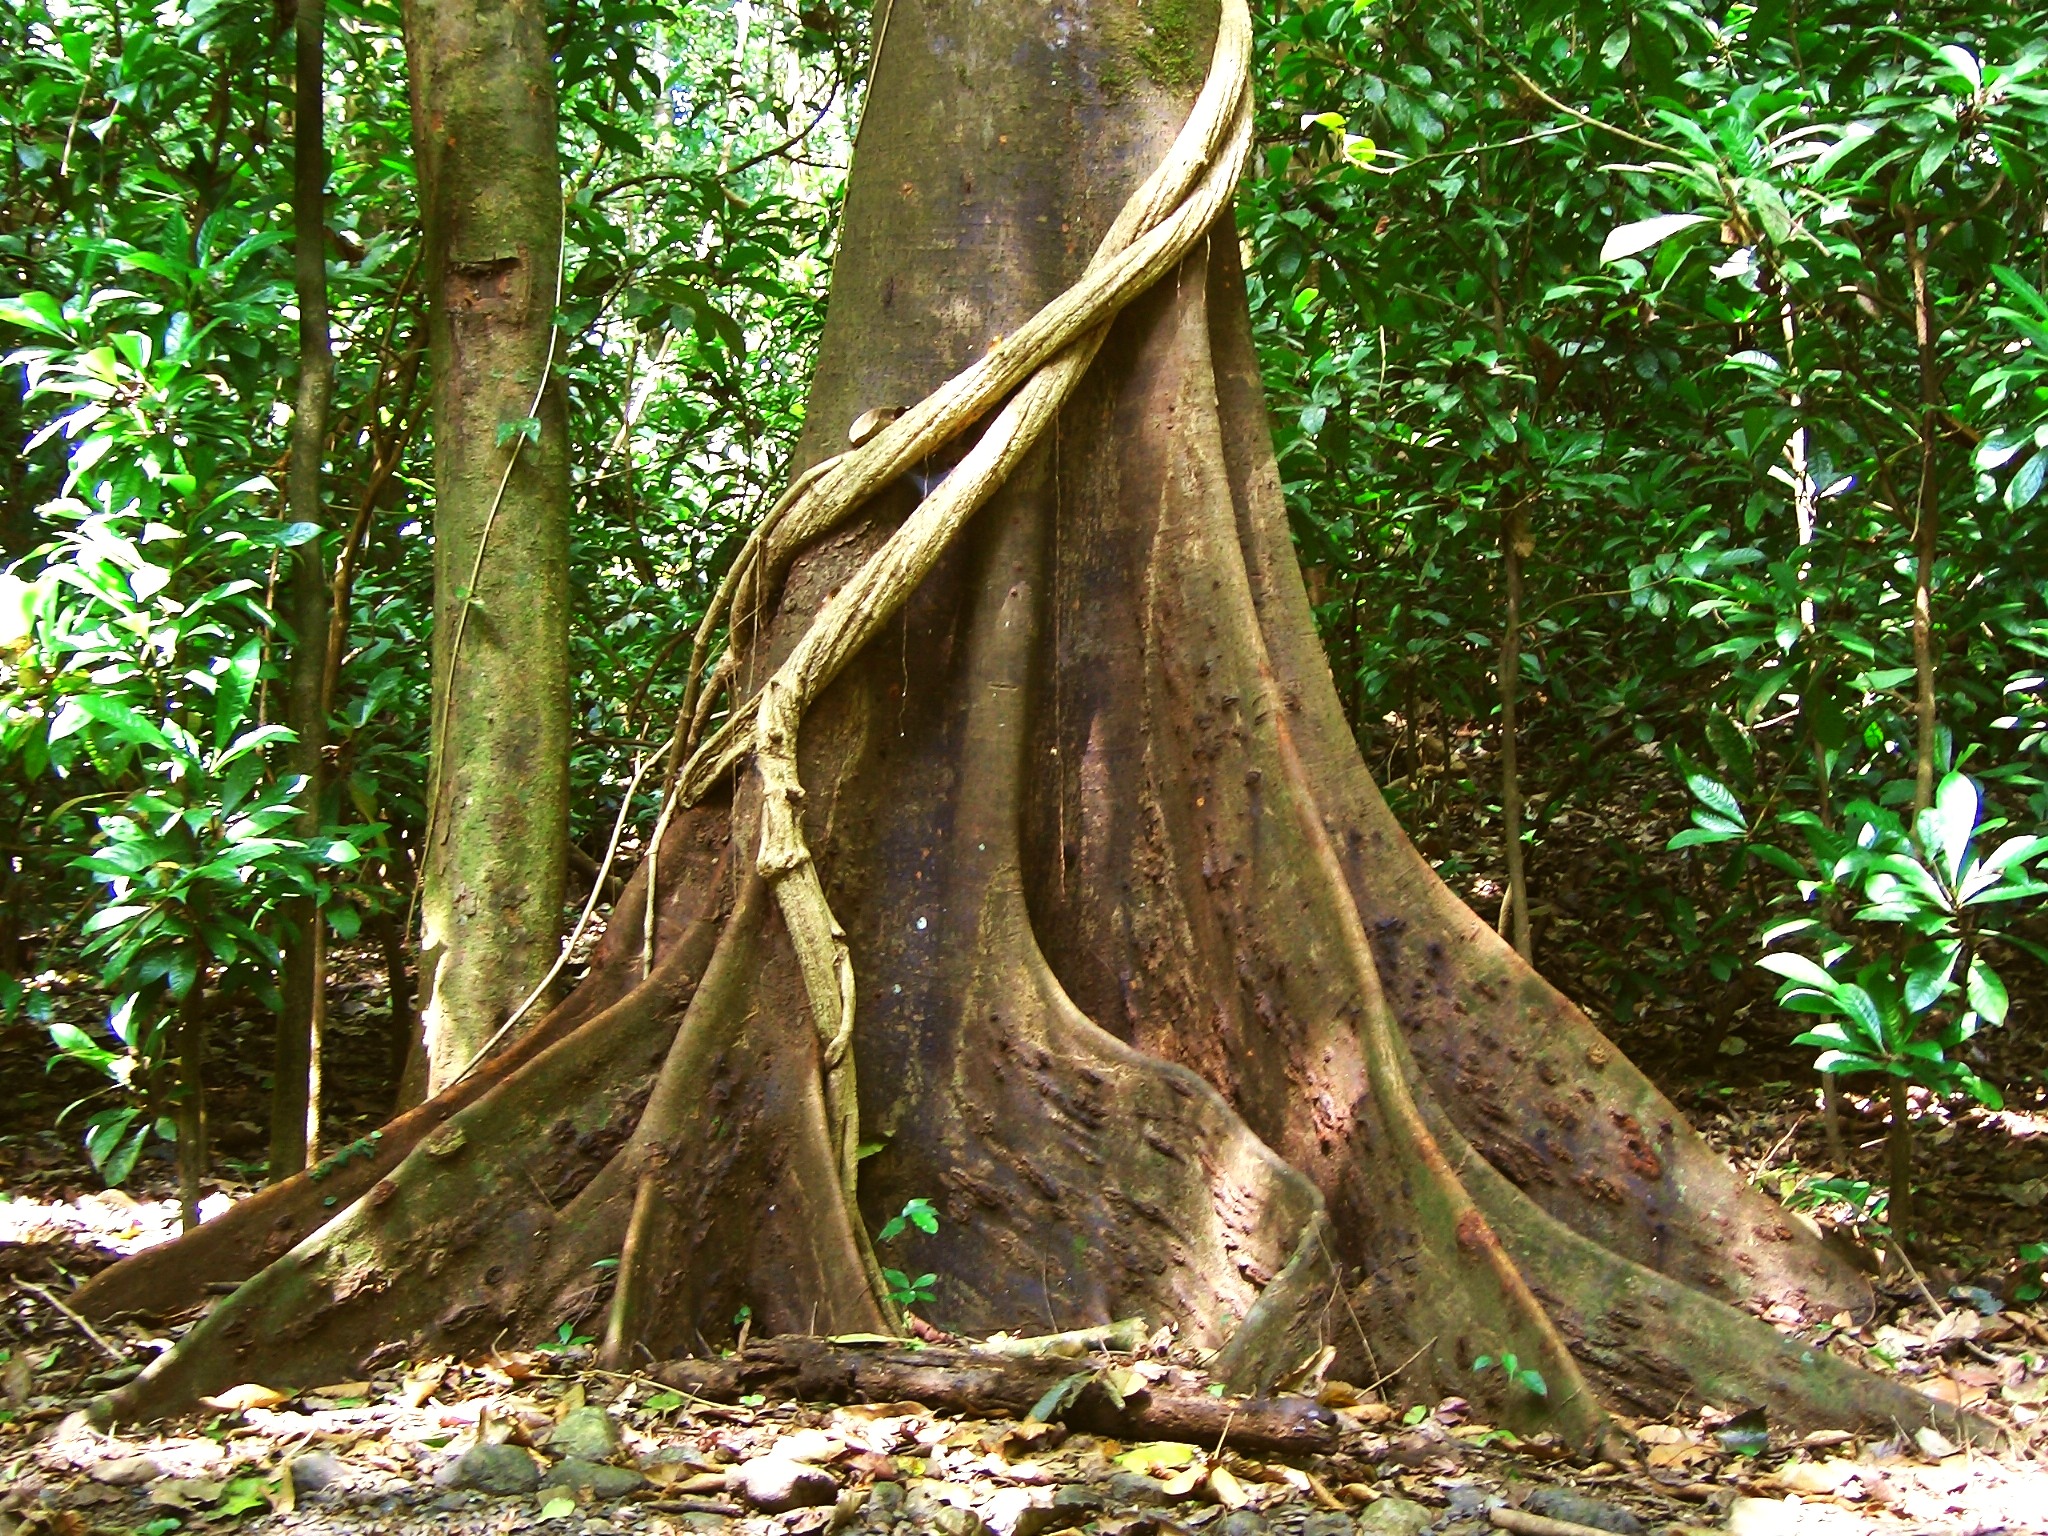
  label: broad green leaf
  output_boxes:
[214,637,262,751]
[1600,214,1712,266]
[1966,959,2009,1027]
[74,694,176,756]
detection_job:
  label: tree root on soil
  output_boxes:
[72,0,1989,1454]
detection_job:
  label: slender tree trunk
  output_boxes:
[271,0,334,1182]
[403,0,572,1092]
[1498,500,1532,961]
[173,987,209,1231]
[1904,213,1940,816]
[1888,1078,1913,1243]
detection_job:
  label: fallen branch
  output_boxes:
[654,1337,1337,1454]
[972,1318,1149,1360]
[13,1279,128,1363]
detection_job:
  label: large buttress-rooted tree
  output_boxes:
[405,0,572,1095]
[82,0,1964,1448]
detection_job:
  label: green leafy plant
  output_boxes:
[1747,771,2048,1235]
[1471,1349,1548,1398]
[875,1197,941,1310]
[876,1196,939,1242]
[537,1321,593,1354]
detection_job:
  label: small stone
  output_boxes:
[903,1486,961,1525]
[546,1405,625,1461]
[868,1481,906,1519]
[1357,1495,1435,1536]
[1303,1514,1358,1536]
[432,1492,473,1512]
[552,1458,648,1499]
[1220,1513,1272,1536]
[736,1454,835,1512]
[286,1452,347,1494]
[1524,1489,1642,1536]
[88,1456,161,1486]
[435,1442,544,1495]
[1105,1471,1168,1508]
[1051,1484,1105,1514]
[1444,1485,1489,1520]
[983,1486,1055,1536]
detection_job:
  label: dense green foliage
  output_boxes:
[1240,0,2048,1048]
[3,0,2045,1227]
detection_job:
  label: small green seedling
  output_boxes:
[1472,1350,1548,1398]
[877,1197,939,1242]
[537,1321,593,1354]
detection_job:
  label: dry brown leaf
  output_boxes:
[1772,1460,1859,1496]
[1206,1465,1250,1508]
[200,1383,290,1412]
[1158,1463,1206,1497]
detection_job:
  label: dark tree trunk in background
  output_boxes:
[81,0,1968,1449]
[271,0,334,1183]
[404,0,571,1095]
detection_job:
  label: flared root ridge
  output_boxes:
[83,0,1979,1449]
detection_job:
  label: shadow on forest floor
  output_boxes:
[6,767,2048,1531]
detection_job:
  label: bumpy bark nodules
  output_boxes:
[83,0,1972,1448]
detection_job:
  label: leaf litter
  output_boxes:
[4,1313,2048,1536]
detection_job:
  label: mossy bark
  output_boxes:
[82,0,1976,1448]
[404,0,571,1093]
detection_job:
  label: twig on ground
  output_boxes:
[13,1278,128,1363]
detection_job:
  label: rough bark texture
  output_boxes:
[83,0,1976,1449]
[405,0,571,1092]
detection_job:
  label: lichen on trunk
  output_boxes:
[81,0,1977,1449]
[405,0,572,1095]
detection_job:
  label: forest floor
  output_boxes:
[6,767,2048,1536]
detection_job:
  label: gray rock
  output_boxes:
[1356,1496,1435,1536]
[431,1492,473,1512]
[1444,1485,1490,1520]
[1221,1514,1272,1536]
[1523,1489,1642,1536]
[1051,1484,1105,1514]
[1105,1471,1169,1508]
[1303,1515,1359,1536]
[288,1452,347,1493]
[434,1442,543,1495]
[867,1481,905,1519]
[903,1486,961,1525]
[735,1454,835,1512]
[545,1405,624,1462]
[87,1456,161,1486]
[551,1457,647,1499]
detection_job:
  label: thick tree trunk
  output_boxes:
[81,0,1974,1449]
[405,0,571,1092]
[271,0,334,1183]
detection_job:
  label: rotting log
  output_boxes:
[654,1338,1340,1455]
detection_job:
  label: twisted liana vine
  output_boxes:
[649,0,1256,1324]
